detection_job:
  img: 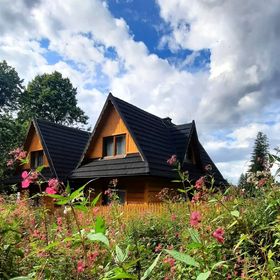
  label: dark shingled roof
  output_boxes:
[71,153,147,179]
[71,93,226,184]
[34,119,90,180]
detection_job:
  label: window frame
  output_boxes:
[30,150,44,168]
[103,134,126,157]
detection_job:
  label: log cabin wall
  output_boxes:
[23,125,49,169]
[86,103,139,159]
[83,176,175,204]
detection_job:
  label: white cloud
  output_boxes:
[0,0,280,183]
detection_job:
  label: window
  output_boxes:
[103,134,126,157]
[31,151,44,168]
[103,136,114,156]
[104,189,126,205]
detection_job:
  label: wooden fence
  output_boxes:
[94,202,189,221]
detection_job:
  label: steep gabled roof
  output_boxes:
[32,119,90,180]
[72,93,224,182]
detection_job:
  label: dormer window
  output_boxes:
[103,134,126,157]
[31,150,44,168]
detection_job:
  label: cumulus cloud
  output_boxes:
[0,0,279,183]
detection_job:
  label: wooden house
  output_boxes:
[7,94,225,204]
[70,93,226,204]
[8,119,90,188]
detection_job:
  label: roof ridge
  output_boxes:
[112,95,174,124]
[36,118,90,134]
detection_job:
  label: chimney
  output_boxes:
[162,117,172,126]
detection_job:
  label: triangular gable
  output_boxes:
[22,120,57,177]
[85,101,140,159]
[79,93,147,168]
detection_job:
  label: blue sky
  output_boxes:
[0,0,280,183]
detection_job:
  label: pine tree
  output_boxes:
[249,132,269,173]
[238,173,247,188]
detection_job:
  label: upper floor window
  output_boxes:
[103,134,126,157]
[31,150,44,168]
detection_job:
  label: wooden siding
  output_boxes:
[23,125,49,169]
[86,103,139,159]
[83,176,174,204]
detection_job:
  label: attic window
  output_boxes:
[103,134,126,157]
[31,150,43,168]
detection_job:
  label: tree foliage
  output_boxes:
[0,60,24,114]
[0,63,89,190]
[249,132,269,173]
[18,71,88,126]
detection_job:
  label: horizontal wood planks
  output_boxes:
[87,103,139,158]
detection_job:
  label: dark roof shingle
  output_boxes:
[35,119,90,180]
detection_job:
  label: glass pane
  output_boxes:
[37,151,43,166]
[117,190,126,204]
[103,137,114,156]
[116,135,126,155]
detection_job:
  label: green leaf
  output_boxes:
[10,277,32,280]
[70,184,87,200]
[95,216,106,234]
[107,271,136,279]
[165,250,199,267]
[228,220,238,229]
[188,228,201,243]
[91,192,102,207]
[116,245,125,263]
[211,261,228,270]
[177,188,187,193]
[55,198,70,205]
[47,194,65,199]
[87,232,109,247]
[44,241,60,251]
[141,252,162,280]
[187,242,203,250]
[35,165,45,173]
[65,182,71,194]
[230,210,240,218]
[196,271,211,280]
[74,205,88,212]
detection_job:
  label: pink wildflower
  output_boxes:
[21,171,29,179]
[191,191,202,203]
[163,256,176,267]
[17,151,27,161]
[45,187,56,194]
[88,251,99,264]
[195,177,205,189]
[258,178,266,188]
[7,159,14,168]
[57,217,63,227]
[190,211,202,227]
[21,171,30,188]
[171,213,177,221]
[155,243,162,252]
[212,227,225,243]
[48,178,59,189]
[167,155,177,166]
[77,260,85,273]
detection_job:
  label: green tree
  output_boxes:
[249,132,269,173]
[18,71,88,126]
[0,60,24,114]
[238,173,247,189]
[0,115,27,191]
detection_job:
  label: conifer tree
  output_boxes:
[249,132,269,173]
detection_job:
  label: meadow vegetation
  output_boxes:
[0,151,279,279]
